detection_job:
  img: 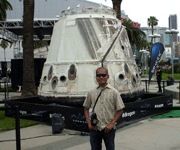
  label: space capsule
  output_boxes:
[38,6,144,105]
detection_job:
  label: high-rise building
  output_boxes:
[169,14,178,42]
[174,42,180,62]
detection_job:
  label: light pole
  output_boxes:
[144,51,149,76]
[165,29,179,78]
[139,50,147,76]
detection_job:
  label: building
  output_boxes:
[169,14,178,42]
[165,28,171,46]
[140,26,167,44]
[174,42,180,62]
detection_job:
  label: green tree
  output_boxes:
[147,16,158,43]
[0,40,9,62]
[0,0,13,21]
[122,19,146,50]
[34,40,48,49]
[158,60,166,67]
[141,39,151,51]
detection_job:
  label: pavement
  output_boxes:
[0,82,180,150]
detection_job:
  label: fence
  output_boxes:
[142,80,180,103]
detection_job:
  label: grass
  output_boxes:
[152,106,180,119]
[0,106,39,132]
[0,87,18,92]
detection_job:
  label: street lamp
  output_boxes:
[149,34,161,43]
[139,50,148,76]
[165,29,179,78]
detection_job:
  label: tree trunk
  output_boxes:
[112,0,122,20]
[22,0,37,97]
[151,26,154,43]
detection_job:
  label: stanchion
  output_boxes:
[4,82,6,100]
[163,81,165,94]
[15,106,21,150]
[179,81,180,104]
[145,80,147,93]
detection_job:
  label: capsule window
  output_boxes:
[119,74,124,80]
[60,76,67,82]
[132,76,136,87]
[48,66,53,80]
[124,63,129,74]
[52,76,58,90]
[136,73,139,79]
[43,76,47,82]
[68,64,76,80]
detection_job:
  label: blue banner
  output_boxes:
[149,43,164,83]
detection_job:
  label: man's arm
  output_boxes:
[104,109,123,133]
[84,108,97,131]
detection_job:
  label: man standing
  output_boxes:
[83,67,125,150]
[156,67,162,92]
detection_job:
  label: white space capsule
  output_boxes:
[38,7,144,105]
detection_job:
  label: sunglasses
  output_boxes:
[96,74,107,77]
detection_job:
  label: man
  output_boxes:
[83,67,125,150]
[156,67,162,92]
[167,74,174,86]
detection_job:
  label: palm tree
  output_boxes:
[112,0,122,20]
[122,19,146,51]
[0,0,13,21]
[22,0,37,97]
[147,16,158,43]
[21,0,48,97]
[0,39,9,62]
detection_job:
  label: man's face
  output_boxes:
[96,68,109,87]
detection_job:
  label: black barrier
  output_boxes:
[15,106,21,150]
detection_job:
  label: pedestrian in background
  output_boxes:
[156,67,162,92]
[83,67,125,150]
[167,74,174,86]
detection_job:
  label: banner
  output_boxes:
[149,43,164,83]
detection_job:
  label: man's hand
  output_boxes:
[88,123,97,131]
[104,123,113,133]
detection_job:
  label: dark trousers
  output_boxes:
[90,129,116,150]
[157,80,162,92]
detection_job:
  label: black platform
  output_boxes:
[4,93,173,132]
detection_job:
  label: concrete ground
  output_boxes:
[0,116,180,150]
[0,82,180,150]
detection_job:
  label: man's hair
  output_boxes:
[96,67,108,75]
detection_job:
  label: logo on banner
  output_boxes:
[71,113,88,131]
[140,103,151,116]
[154,104,164,108]
[122,111,136,118]
[166,98,173,106]
[149,43,164,83]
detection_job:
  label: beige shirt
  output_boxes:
[83,83,125,131]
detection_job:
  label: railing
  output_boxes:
[0,81,10,100]
[142,80,180,103]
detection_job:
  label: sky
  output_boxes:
[88,0,180,35]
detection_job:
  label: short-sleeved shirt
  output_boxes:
[83,83,125,131]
